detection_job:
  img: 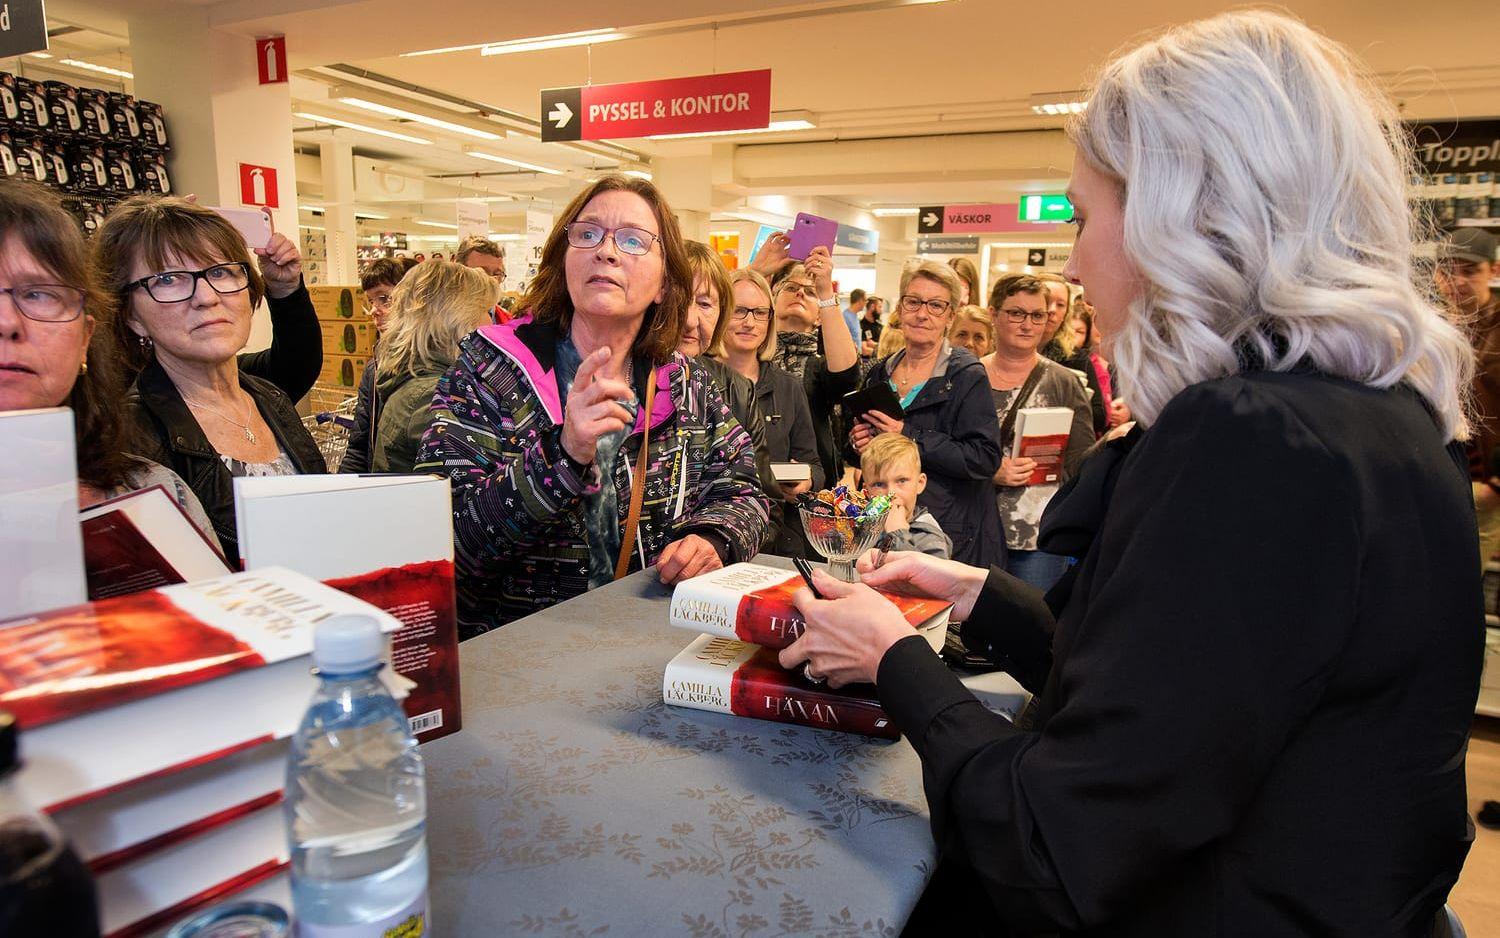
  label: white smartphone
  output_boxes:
[206,205,272,250]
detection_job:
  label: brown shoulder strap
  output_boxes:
[614,367,657,580]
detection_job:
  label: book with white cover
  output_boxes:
[79,484,231,600]
[235,474,462,743]
[769,462,812,483]
[0,408,84,619]
[94,801,286,938]
[2,566,401,811]
[1012,406,1075,486]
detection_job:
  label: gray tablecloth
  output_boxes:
[423,559,936,937]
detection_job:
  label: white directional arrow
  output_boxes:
[922,211,940,228]
[548,101,574,130]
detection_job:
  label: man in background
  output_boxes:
[455,235,511,324]
[860,296,884,357]
[1436,229,1500,476]
[842,288,866,349]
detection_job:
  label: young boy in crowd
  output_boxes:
[861,432,951,558]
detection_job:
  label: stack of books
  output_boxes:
[1,567,404,937]
[661,563,951,739]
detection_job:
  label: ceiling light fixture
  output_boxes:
[298,204,325,214]
[488,233,526,242]
[872,208,919,217]
[464,149,565,175]
[337,96,503,140]
[58,58,133,79]
[648,114,816,141]
[480,28,624,57]
[27,52,52,60]
[354,211,389,220]
[415,219,460,230]
[622,169,652,180]
[294,111,434,146]
[1028,92,1088,116]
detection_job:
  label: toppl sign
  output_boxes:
[0,0,47,59]
[1408,119,1500,173]
[540,69,771,142]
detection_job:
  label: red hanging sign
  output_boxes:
[540,69,771,142]
[256,37,287,85]
[238,163,279,208]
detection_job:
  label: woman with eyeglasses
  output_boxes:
[415,176,768,636]
[983,274,1093,590]
[767,248,860,485]
[0,179,216,547]
[95,196,326,567]
[340,256,410,474]
[713,268,823,557]
[850,261,1003,567]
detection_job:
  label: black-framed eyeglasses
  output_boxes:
[731,305,772,322]
[1002,308,1049,325]
[900,294,951,315]
[563,222,660,256]
[127,263,251,303]
[0,283,86,323]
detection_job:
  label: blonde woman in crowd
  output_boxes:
[786,11,1480,934]
[949,304,994,359]
[372,261,499,473]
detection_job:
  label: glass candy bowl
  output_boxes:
[798,504,888,582]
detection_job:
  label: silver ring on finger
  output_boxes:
[802,663,826,685]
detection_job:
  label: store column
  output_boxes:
[654,155,713,243]
[126,8,297,242]
[127,7,298,350]
[320,140,357,285]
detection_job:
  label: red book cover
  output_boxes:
[668,562,951,651]
[1013,407,1074,486]
[664,633,901,740]
[0,567,396,729]
[79,485,231,601]
[233,475,461,743]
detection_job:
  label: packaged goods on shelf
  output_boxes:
[319,319,376,356]
[307,284,368,320]
[318,353,369,389]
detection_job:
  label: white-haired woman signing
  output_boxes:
[780,11,1482,935]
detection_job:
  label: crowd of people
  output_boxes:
[0,8,1493,932]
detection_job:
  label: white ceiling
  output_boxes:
[36,0,1500,237]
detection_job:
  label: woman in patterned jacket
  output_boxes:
[415,176,769,637]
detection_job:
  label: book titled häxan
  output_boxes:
[667,562,951,652]
[664,633,901,740]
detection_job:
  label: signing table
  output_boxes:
[421,559,937,937]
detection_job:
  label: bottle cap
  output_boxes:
[312,615,384,675]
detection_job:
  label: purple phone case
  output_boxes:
[787,213,838,260]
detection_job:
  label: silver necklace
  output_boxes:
[184,396,258,444]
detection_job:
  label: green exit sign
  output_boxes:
[1018,194,1074,223]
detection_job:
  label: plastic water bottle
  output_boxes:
[0,711,100,937]
[286,615,428,936]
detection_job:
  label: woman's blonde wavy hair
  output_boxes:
[1068,10,1472,438]
[378,260,498,382]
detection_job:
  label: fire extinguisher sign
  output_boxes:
[256,36,287,85]
[238,163,279,208]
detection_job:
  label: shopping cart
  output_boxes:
[302,391,359,472]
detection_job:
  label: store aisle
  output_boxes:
[1454,717,1500,935]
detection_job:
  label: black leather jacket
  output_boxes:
[124,359,327,568]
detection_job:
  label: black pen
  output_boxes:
[792,557,825,599]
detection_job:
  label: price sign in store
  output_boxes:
[540,69,771,142]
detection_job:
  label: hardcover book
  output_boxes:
[1012,406,1074,486]
[234,474,461,743]
[80,484,231,600]
[667,562,950,651]
[0,566,400,811]
[664,633,901,740]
